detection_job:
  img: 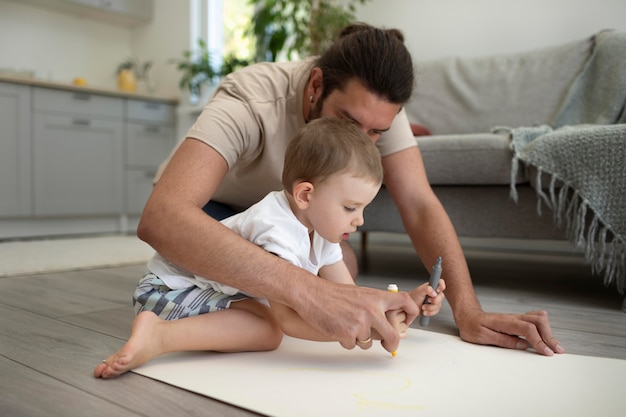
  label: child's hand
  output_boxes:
[371,307,408,341]
[410,278,446,318]
[387,308,408,338]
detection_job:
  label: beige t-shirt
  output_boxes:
[158,58,417,210]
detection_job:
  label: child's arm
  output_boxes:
[318,260,355,285]
[410,278,446,318]
[269,261,353,341]
[269,299,334,341]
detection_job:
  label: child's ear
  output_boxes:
[293,181,314,209]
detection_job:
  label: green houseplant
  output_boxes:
[170,39,218,103]
[249,0,370,62]
[172,39,250,104]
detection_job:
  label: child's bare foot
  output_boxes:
[94,311,164,379]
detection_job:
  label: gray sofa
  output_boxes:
[361,30,626,303]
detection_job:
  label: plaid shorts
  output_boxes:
[133,272,249,320]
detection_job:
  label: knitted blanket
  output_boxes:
[501,30,626,295]
[551,30,626,127]
[507,125,626,294]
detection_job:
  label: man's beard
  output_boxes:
[306,97,323,122]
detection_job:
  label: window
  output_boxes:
[190,0,255,68]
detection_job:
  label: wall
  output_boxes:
[356,0,626,61]
[131,1,190,97]
[2,0,624,99]
[0,0,189,97]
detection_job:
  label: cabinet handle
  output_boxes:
[144,125,160,133]
[72,119,91,126]
[72,92,92,101]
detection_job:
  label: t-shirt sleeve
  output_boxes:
[223,203,305,268]
[376,108,418,157]
[186,79,263,169]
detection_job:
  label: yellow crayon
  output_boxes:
[387,283,399,357]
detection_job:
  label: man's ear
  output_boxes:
[308,67,323,99]
[293,181,314,209]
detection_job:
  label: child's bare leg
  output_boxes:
[94,299,282,379]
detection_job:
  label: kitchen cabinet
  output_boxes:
[32,87,124,216]
[97,0,152,22]
[0,77,177,239]
[0,82,32,217]
[6,0,153,27]
[125,99,175,214]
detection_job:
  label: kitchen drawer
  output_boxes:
[33,113,123,216]
[34,87,124,119]
[127,99,175,124]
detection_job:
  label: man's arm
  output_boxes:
[137,138,419,352]
[381,146,564,356]
[271,261,406,347]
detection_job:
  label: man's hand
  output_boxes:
[370,308,409,344]
[295,282,420,354]
[456,308,565,356]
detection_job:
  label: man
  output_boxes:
[139,23,563,356]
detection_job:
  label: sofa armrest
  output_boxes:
[418,133,526,185]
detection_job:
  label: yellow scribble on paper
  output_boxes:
[282,368,427,411]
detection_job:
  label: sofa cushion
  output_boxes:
[406,35,594,135]
[418,132,526,185]
[362,185,567,239]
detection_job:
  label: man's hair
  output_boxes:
[282,118,383,191]
[315,23,414,104]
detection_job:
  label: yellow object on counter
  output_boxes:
[117,69,136,92]
[72,77,87,86]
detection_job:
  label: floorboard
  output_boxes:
[0,356,141,417]
[0,269,136,318]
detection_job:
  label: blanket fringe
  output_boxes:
[531,171,626,294]
[509,155,520,203]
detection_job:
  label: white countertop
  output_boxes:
[0,74,179,104]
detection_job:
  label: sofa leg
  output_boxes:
[360,232,369,272]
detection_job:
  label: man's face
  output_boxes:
[309,79,401,142]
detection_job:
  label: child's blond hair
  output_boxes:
[282,118,383,192]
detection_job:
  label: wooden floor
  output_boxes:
[1,241,624,416]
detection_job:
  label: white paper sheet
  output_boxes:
[133,329,625,417]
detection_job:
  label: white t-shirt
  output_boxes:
[147,191,343,296]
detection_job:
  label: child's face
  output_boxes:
[305,172,380,243]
